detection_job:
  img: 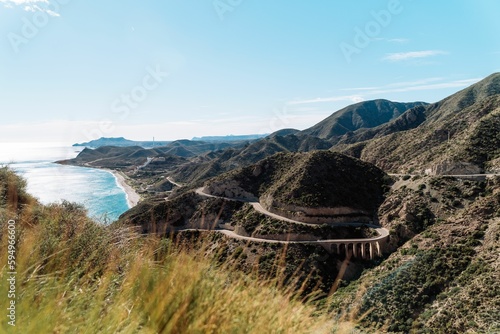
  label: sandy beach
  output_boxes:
[110,170,141,208]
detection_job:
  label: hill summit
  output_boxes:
[302,99,428,140]
[337,72,500,173]
[205,151,388,223]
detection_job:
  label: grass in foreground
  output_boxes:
[0,167,337,333]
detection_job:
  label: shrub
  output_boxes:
[0,168,334,333]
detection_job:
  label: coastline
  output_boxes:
[108,170,141,208]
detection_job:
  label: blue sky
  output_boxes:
[1,0,499,144]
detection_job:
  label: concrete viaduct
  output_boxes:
[194,187,390,260]
[324,239,384,260]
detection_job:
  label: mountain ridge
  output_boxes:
[301,99,428,140]
[56,72,500,334]
[65,73,500,185]
[336,73,500,173]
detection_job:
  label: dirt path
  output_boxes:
[167,176,184,188]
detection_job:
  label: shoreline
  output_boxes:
[108,169,141,208]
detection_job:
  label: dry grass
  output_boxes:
[0,167,336,333]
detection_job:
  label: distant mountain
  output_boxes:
[71,73,500,180]
[118,73,500,334]
[336,73,500,173]
[168,100,428,184]
[192,134,268,142]
[301,99,428,141]
[330,104,427,146]
[170,132,333,184]
[73,137,170,148]
[73,136,264,157]
[60,139,252,169]
[58,146,187,169]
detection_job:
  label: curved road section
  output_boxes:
[194,187,389,246]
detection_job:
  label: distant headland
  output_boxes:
[73,134,268,149]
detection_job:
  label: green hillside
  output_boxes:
[208,150,388,211]
[302,99,428,140]
[337,73,500,173]
[48,73,500,334]
[331,174,500,333]
[0,167,334,333]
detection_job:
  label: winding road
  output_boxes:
[167,176,184,188]
[389,173,500,180]
[166,173,500,254]
[193,187,389,246]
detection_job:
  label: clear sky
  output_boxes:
[1,0,499,144]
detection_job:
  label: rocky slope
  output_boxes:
[336,73,500,174]
[122,151,389,229]
[331,175,500,333]
[170,74,500,185]
[60,139,252,168]
[168,101,427,184]
[301,99,428,141]
[205,151,389,223]
[78,73,500,333]
[169,132,333,184]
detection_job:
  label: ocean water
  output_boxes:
[0,143,130,222]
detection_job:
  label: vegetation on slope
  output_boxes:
[169,132,333,185]
[0,167,334,333]
[302,100,428,140]
[234,204,376,238]
[169,100,427,185]
[37,73,500,333]
[265,151,388,210]
[336,73,500,173]
[208,151,388,212]
[121,192,245,234]
[461,108,500,168]
[330,175,500,333]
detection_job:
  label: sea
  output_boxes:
[0,143,130,222]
